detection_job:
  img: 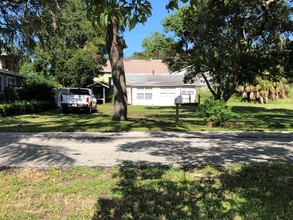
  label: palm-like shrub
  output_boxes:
[237,77,290,104]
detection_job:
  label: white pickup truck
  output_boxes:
[60,88,97,114]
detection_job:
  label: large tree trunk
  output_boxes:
[106,20,128,121]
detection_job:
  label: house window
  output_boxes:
[160,87,176,97]
[7,76,16,88]
[137,87,152,100]
[181,87,194,95]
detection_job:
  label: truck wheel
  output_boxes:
[88,104,92,114]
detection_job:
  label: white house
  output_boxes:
[96,59,211,106]
[126,74,198,106]
[171,66,214,85]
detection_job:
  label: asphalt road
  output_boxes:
[0,132,292,168]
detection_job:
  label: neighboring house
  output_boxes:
[0,69,27,91]
[126,74,198,106]
[94,59,170,84]
[93,59,171,105]
[101,59,170,75]
[94,59,211,106]
[0,54,27,102]
[171,66,214,86]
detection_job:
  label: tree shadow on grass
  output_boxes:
[93,165,200,219]
[93,163,293,219]
[232,106,293,130]
[0,110,135,132]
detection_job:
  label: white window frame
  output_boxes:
[160,87,176,97]
[136,87,153,100]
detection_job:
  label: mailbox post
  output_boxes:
[174,95,183,126]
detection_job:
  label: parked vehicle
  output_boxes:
[60,88,97,114]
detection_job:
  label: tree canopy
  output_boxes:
[129,32,176,60]
[1,0,106,87]
[162,0,293,101]
[28,0,106,87]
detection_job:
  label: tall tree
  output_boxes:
[85,0,152,121]
[163,0,292,101]
[27,0,106,87]
[1,0,36,53]
[1,0,106,87]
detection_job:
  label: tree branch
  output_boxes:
[201,72,216,97]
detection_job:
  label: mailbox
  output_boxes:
[174,95,183,105]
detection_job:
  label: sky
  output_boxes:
[123,0,172,58]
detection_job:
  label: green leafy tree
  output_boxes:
[23,0,106,87]
[163,0,292,101]
[1,0,106,87]
[130,32,176,60]
[128,51,148,59]
[0,0,37,52]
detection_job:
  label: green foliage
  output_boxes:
[63,42,103,87]
[199,99,233,124]
[19,73,56,102]
[162,1,292,101]
[19,0,106,87]
[196,87,213,103]
[2,87,20,103]
[0,100,56,117]
[85,0,152,31]
[130,32,176,59]
[237,77,291,104]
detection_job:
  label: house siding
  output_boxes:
[128,86,196,106]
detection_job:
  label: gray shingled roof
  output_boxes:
[126,74,196,87]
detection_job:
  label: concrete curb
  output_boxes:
[0,131,292,140]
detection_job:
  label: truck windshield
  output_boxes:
[69,89,90,95]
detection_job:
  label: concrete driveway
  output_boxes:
[0,132,292,168]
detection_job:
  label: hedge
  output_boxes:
[0,100,56,117]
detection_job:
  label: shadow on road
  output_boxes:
[0,132,113,167]
[116,133,293,166]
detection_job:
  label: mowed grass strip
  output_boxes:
[0,164,292,219]
[0,96,292,132]
[0,166,117,219]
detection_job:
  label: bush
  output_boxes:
[0,100,56,117]
[3,87,20,103]
[198,99,233,125]
[19,73,56,102]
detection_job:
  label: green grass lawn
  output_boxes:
[1,95,292,219]
[0,164,292,219]
[0,97,292,132]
